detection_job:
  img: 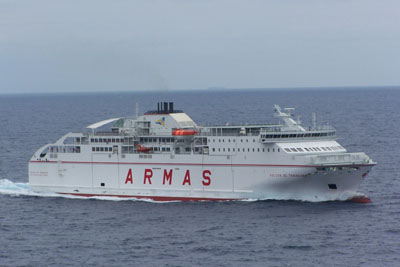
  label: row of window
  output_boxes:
[139,137,176,143]
[49,146,81,153]
[92,147,114,152]
[120,146,172,153]
[261,132,335,139]
[91,137,182,144]
[90,134,333,145]
[91,138,123,143]
[151,147,171,152]
[210,138,255,143]
[212,147,280,153]
[283,146,343,153]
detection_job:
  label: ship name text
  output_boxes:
[125,168,212,186]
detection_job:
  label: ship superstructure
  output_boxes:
[29,102,375,201]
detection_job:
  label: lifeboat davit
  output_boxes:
[136,144,151,153]
[172,129,197,136]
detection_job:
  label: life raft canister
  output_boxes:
[136,144,151,153]
[172,129,197,136]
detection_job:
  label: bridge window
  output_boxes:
[284,148,291,152]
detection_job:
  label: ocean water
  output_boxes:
[0,88,399,266]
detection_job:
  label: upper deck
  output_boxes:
[31,102,375,169]
[36,103,339,157]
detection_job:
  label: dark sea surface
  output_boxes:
[0,87,399,266]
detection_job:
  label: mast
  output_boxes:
[274,105,306,131]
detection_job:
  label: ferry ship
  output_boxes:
[29,102,376,201]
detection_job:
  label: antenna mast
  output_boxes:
[312,112,317,129]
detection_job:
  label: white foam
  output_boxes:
[0,179,364,203]
[0,179,180,203]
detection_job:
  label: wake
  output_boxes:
[0,179,369,203]
[0,179,159,202]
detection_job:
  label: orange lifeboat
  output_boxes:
[172,129,197,136]
[136,144,151,153]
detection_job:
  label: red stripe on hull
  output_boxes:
[29,160,376,168]
[57,192,238,202]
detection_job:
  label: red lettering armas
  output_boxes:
[182,170,191,186]
[163,169,173,185]
[144,169,153,184]
[125,168,133,184]
[202,170,211,186]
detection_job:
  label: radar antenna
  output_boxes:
[274,104,306,131]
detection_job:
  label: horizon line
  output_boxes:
[1,84,399,96]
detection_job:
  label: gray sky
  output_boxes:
[1,0,399,94]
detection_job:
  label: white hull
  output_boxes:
[29,154,373,201]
